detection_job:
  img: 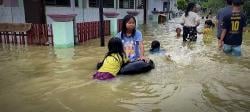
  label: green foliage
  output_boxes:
[243,1,250,14]
[177,0,187,11]
[243,1,250,24]
[200,0,225,13]
[177,0,224,12]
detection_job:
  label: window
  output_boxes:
[45,0,78,7]
[163,2,170,11]
[136,0,144,9]
[119,0,134,9]
[104,0,114,8]
[89,0,114,8]
[89,0,98,7]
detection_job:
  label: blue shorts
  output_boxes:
[223,44,242,56]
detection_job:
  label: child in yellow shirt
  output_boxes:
[93,38,129,80]
[202,20,215,43]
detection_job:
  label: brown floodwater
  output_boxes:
[0,19,250,112]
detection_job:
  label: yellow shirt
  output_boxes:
[203,28,213,43]
[98,53,129,76]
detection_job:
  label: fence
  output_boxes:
[0,20,113,45]
[77,20,110,43]
[118,19,123,32]
[0,24,53,45]
[0,32,26,44]
[27,24,53,45]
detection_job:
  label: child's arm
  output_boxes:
[139,41,145,57]
[197,29,205,34]
[197,31,203,34]
[136,31,145,59]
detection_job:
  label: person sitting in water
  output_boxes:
[94,38,129,80]
[116,15,144,61]
[116,15,155,74]
[199,20,215,44]
[149,40,166,54]
[176,27,182,38]
[149,40,172,60]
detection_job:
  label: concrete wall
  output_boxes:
[45,7,84,24]
[0,0,176,24]
[148,0,163,12]
[147,0,178,22]
[43,0,144,24]
[171,0,178,12]
[45,7,143,24]
[83,8,144,23]
[148,0,177,15]
[0,0,25,23]
[0,5,143,25]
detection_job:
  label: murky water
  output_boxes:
[0,19,250,112]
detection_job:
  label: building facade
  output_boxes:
[0,0,177,24]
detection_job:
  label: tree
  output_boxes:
[177,0,187,11]
[243,0,250,24]
[199,0,224,13]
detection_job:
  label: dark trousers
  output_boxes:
[183,26,197,41]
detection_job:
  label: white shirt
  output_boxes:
[181,11,200,27]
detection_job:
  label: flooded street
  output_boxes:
[0,19,250,112]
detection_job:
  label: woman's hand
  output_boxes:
[138,56,150,63]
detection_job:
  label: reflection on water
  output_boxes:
[54,48,75,60]
[0,19,250,112]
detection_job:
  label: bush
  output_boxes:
[177,0,187,11]
[243,1,250,24]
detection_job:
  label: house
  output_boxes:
[148,0,177,14]
[0,0,177,24]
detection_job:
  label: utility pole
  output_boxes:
[143,0,147,24]
[99,0,105,46]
